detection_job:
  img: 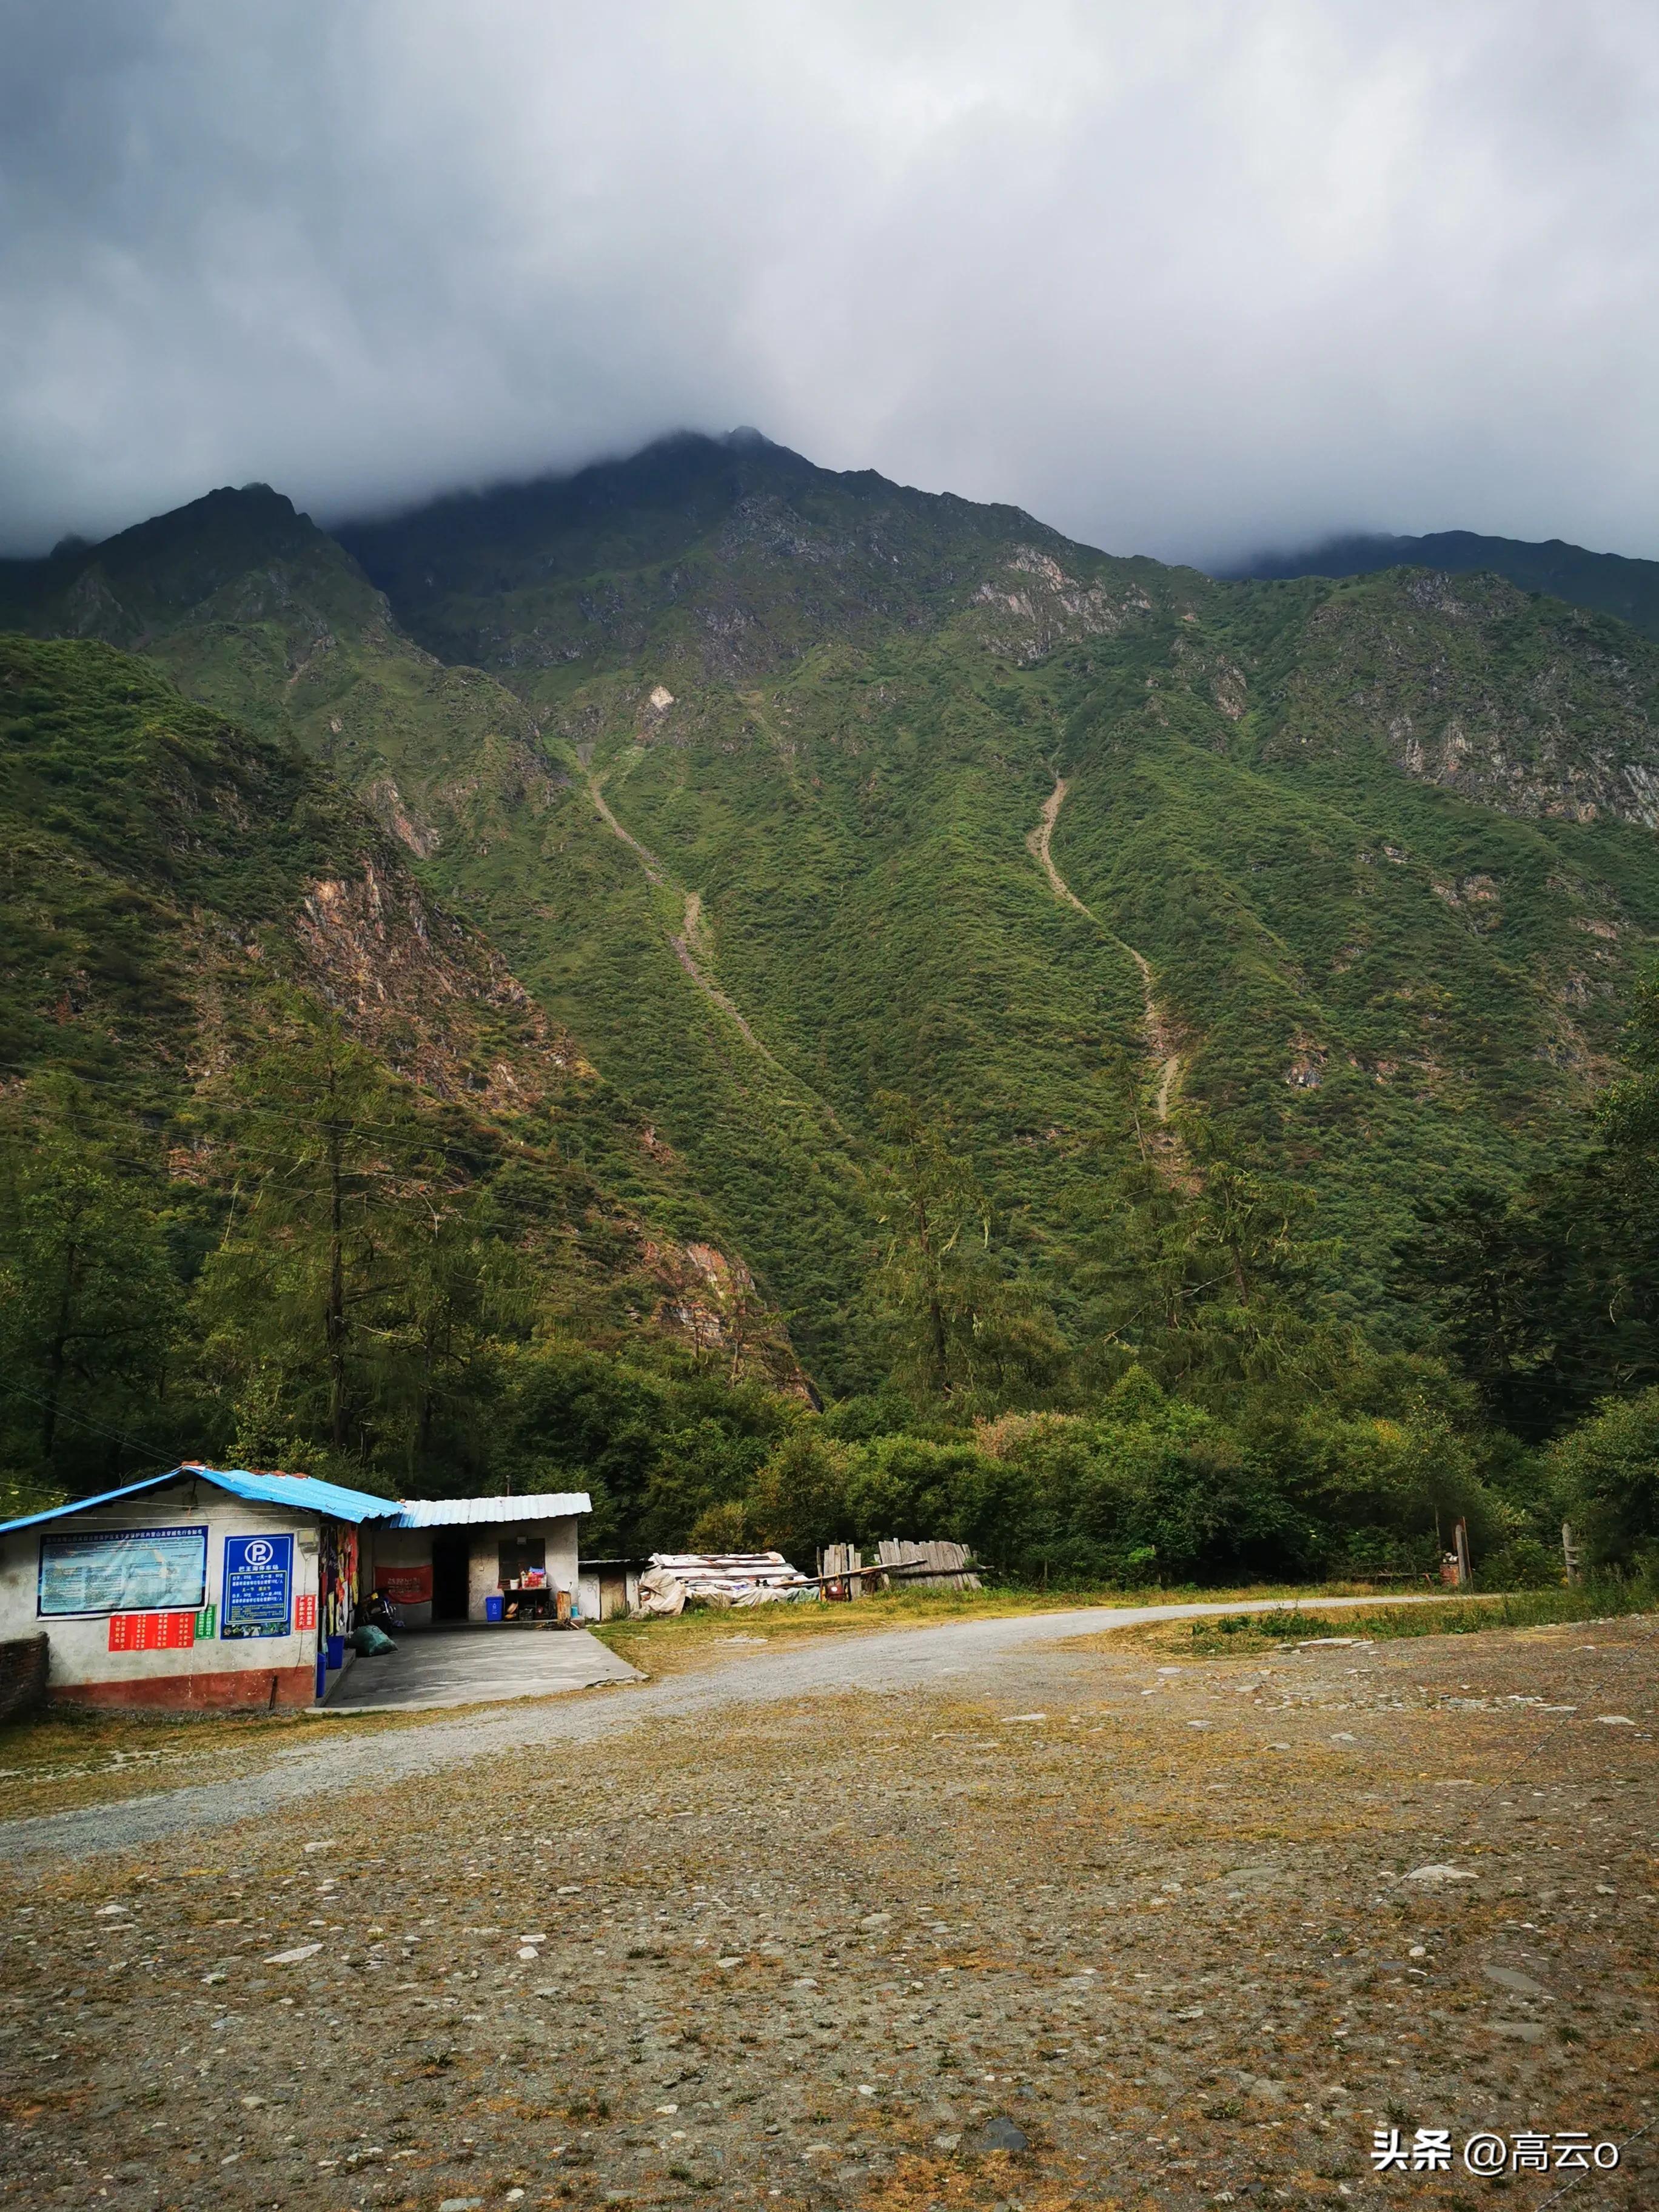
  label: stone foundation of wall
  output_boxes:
[50,1664,317,1713]
[0,1634,49,1725]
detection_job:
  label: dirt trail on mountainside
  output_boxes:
[587,773,779,1063]
[1028,775,1186,1129]
[588,773,667,885]
[669,886,777,1061]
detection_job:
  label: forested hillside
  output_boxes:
[1229,526,1659,644]
[342,435,1659,1362]
[5,434,1659,1578]
[0,637,805,1524]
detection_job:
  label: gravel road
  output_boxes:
[1,1595,1429,1864]
[2,1598,1652,2212]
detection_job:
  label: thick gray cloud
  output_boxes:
[2,0,1657,565]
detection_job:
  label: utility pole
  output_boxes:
[1561,1521,1581,1586]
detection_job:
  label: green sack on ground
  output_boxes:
[353,1623,397,1655]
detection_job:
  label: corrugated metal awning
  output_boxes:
[0,1464,402,1535]
[393,1493,591,1528]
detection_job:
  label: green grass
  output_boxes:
[1135,1579,1657,1657]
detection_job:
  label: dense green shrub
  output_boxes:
[1550,1389,1659,1569]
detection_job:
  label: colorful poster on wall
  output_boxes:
[318,1521,358,1641]
[221,1534,295,1639]
[39,1526,207,1618]
[109,1612,197,1651]
[377,1563,432,1604]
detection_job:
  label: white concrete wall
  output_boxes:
[575,1566,639,1623]
[0,1479,323,1698]
[464,1517,581,1621]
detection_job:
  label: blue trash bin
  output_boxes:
[484,1594,504,1623]
[326,1633,345,1669]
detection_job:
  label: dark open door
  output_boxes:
[431,1531,471,1621]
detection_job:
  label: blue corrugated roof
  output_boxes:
[0,1464,401,1536]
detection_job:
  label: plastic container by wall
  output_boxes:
[326,1633,345,1669]
[484,1594,504,1623]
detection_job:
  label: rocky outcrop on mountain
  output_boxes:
[1269,572,1659,826]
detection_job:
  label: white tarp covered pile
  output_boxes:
[637,1551,812,1615]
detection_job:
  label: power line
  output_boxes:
[0,1373,186,1470]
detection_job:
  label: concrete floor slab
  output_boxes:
[321,1625,642,1712]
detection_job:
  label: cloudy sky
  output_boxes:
[3,0,1657,565]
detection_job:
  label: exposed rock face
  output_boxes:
[640,1237,811,1395]
[1277,573,1659,828]
[972,546,1157,663]
[293,859,580,1110]
[1284,1037,1327,1090]
[364,777,441,858]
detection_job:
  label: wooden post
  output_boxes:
[1453,1517,1472,1590]
[1561,1521,1581,1586]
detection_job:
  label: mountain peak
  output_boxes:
[1222,525,1659,643]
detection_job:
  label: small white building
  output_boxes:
[367,1495,589,1626]
[0,1466,592,1712]
[575,1557,646,1624]
[0,1464,398,1711]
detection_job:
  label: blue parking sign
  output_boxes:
[222,1534,294,1639]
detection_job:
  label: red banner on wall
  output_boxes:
[108,1612,196,1651]
[377,1564,433,1604]
[294,1594,317,1631]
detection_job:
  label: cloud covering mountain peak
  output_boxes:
[3,0,1658,566]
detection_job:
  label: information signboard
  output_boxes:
[221,1533,295,1639]
[39,1526,207,1618]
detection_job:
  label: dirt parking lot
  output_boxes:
[1,1606,1654,2211]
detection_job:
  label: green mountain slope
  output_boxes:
[332,428,1104,695]
[1228,527,1659,645]
[0,635,804,1393]
[494,548,1659,1341]
[0,483,553,868]
[10,437,1659,1395]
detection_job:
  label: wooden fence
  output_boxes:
[814,1540,980,1595]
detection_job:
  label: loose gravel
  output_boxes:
[1,1607,1654,2210]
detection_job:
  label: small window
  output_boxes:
[498,1536,546,1585]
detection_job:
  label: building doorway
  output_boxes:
[431,1531,471,1621]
